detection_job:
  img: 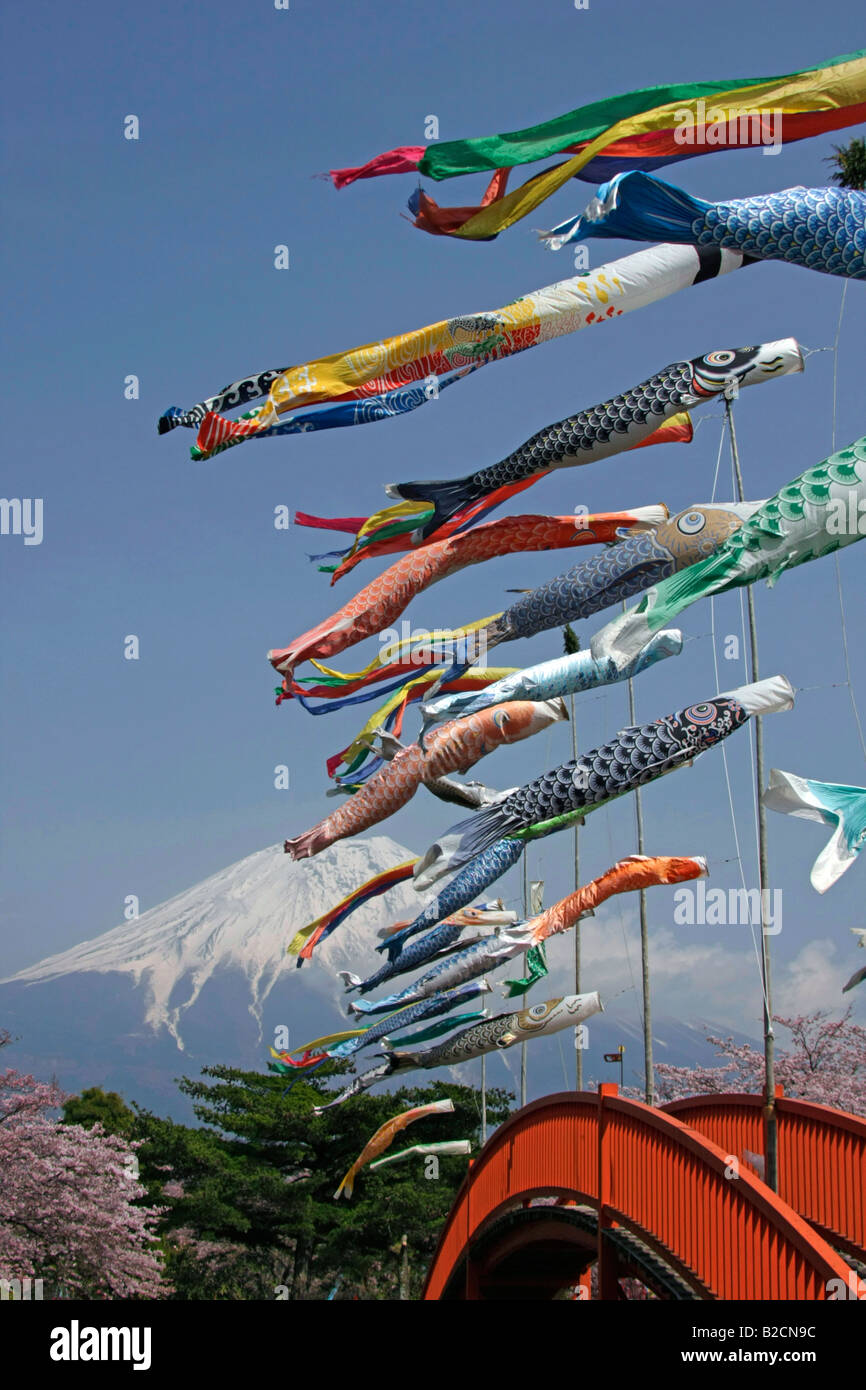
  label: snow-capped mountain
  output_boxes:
[0,837,754,1120]
[4,837,428,1049]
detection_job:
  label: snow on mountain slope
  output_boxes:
[2,837,435,1049]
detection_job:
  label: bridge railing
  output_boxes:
[662,1089,866,1263]
[423,1087,856,1300]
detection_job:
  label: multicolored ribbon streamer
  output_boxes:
[329,49,866,240]
[287,859,418,961]
[326,667,518,783]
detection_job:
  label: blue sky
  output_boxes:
[2,0,864,1050]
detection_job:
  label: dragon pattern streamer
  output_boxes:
[159,244,747,460]
[415,677,795,886]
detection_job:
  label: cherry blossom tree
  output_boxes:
[645,1010,866,1115]
[0,1031,167,1298]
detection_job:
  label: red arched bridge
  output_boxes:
[423,1086,866,1300]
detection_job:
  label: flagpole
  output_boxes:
[571,691,583,1090]
[623,602,653,1104]
[480,1052,487,1144]
[725,391,778,1192]
[563,625,584,1090]
[520,849,529,1107]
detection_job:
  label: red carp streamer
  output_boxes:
[269,506,666,682]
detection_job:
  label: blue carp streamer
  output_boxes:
[544,175,866,280]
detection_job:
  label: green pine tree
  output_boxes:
[128,1064,512,1300]
[826,136,866,190]
[563,623,581,655]
[61,1086,137,1136]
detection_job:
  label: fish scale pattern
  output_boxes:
[378,837,524,956]
[696,188,866,279]
[499,698,749,829]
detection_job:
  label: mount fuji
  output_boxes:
[0,836,748,1120]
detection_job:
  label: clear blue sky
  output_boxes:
[1,0,864,1040]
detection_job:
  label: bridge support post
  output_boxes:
[597,1083,620,1300]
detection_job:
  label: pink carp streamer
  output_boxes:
[269,507,665,686]
[284,698,567,859]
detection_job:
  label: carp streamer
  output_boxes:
[159,244,747,460]
[415,676,795,886]
[763,770,866,894]
[283,699,566,860]
[592,438,866,667]
[321,340,801,564]
[334,1099,456,1199]
[543,176,866,281]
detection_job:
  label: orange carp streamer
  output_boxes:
[334,1098,456,1199]
[528,853,708,945]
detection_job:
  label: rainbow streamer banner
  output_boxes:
[287,859,418,962]
[329,49,866,241]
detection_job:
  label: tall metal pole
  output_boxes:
[480,1052,487,1144]
[520,849,529,1107]
[623,604,653,1104]
[571,692,583,1090]
[725,393,778,1191]
[398,1234,410,1301]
